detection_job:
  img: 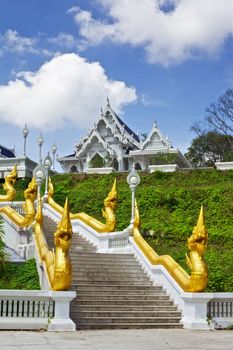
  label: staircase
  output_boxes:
[43,215,182,330]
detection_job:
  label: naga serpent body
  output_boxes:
[34,196,72,291]
[48,178,117,232]
[133,202,208,292]
[0,177,37,227]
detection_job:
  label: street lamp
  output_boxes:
[43,152,52,197]
[33,163,46,204]
[22,124,29,156]
[51,142,57,171]
[37,133,44,164]
[127,166,141,229]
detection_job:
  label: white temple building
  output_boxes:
[0,144,37,179]
[57,100,191,173]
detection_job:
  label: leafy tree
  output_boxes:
[185,131,233,167]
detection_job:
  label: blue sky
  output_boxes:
[0,0,233,170]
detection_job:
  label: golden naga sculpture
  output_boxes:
[48,177,117,232]
[34,195,72,291]
[0,177,37,227]
[0,165,17,202]
[133,202,208,292]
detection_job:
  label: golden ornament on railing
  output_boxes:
[0,164,17,202]
[133,201,208,292]
[48,177,117,232]
[34,195,72,291]
[0,177,37,227]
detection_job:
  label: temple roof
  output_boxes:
[0,145,16,158]
[115,114,140,143]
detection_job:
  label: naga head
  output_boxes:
[24,177,37,201]
[3,165,17,189]
[54,198,72,253]
[104,178,117,211]
[188,206,208,256]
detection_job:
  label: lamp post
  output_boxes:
[127,166,141,230]
[51,142,57,171]
[37,133,44,164]
[22,124,29,156]
[43,152,52,197]
[33,163,46,204]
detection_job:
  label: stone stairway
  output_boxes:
[42,214,182,330]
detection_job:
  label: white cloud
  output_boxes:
[47,33,76,48]
[0,53,137,130]
[0,29,38,54]
[70,0,233,65]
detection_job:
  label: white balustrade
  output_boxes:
[0,290,76,331]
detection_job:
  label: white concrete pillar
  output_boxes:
[48,291,76,331]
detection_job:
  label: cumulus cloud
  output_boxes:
[0,53,137,130]
[70,0,233,65]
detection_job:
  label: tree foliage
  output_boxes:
[192,88,233,143]
[185,131,233,167]
[206,89,233,140]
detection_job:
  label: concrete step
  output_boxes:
[72,271,149,278]
[72,267,145,273]
[74,316,182,325]
[74,295,170,302]
[75,290,166,297]
[71,311,181,318]
[72,278,151,283]
[75,299,175,306]
[76,323,183,330]
[74,305,178,312]
[72,285,162,291]
[71,261,141,267]
[71,280,154,286]
[70,257,137,262]
[70,253,135,258]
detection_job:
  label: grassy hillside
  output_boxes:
[1,169,233,292]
